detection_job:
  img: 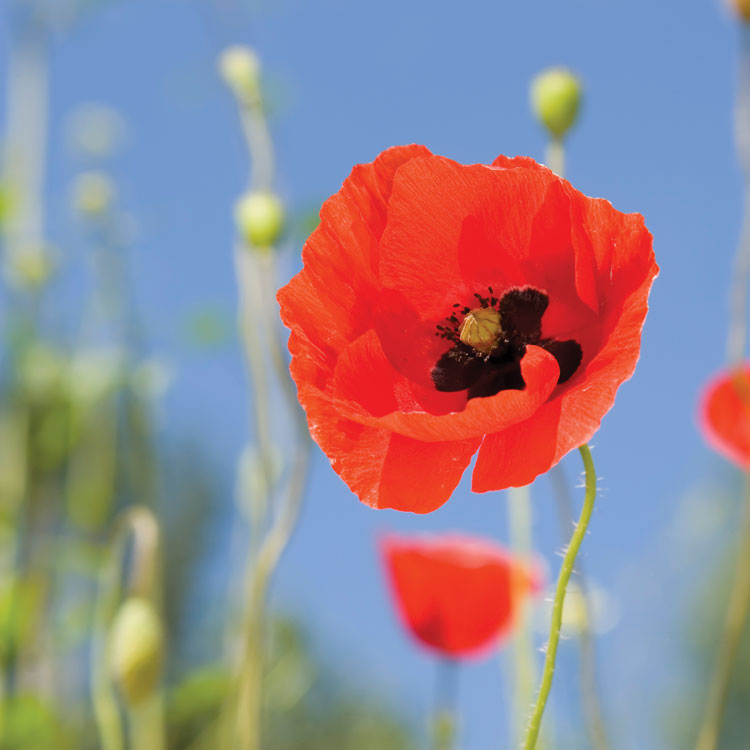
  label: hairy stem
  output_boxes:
[522,444,598,750]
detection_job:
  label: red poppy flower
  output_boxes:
[278,146,657,512]
[380,533,539,658]
[699,365,750,470]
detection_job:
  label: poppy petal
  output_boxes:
[699,365,750,470]
[380,534,539,657]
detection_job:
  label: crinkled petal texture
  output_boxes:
[278,145,658,512]
[699,365,750,470]
[380,534,538,658]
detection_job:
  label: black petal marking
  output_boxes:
[539,339,583,384]
[431,286,583,400]
[499,288,548,344]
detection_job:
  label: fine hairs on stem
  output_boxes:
[522,444,598,750]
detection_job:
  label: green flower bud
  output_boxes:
[109,597,163,705]
[219,46,261,104]
[530,68,582,140]
[234,191,285,249]
[71,171,116,217]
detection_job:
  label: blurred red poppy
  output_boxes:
[699,365,750,470]
[380,533,540,658]
[278,146,657,512]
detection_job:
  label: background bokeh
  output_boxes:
[1,0,748,748]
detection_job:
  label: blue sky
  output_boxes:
[6,0,748,747]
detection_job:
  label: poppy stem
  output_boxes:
[694,472,750,750]
[506,484,539,746]
[522,444,598,750]
[432,659,459,750]
[728,26,750,365]
[549,463,610,750]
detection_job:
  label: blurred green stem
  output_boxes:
[506,484,538,747]
[695,473,750,750]
[729,27,750,365]
[432,659,458,750]
[2,22,49,257]
[92,506,163,750]
[522,444,598,750]
[545,138,564,177]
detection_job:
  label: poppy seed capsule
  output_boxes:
[109,597,163,705]
[530,68,582,139]
[459,307,502,354]
[235,191,285,249]
[218,45,261,104]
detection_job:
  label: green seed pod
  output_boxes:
[219,46,261,104]
[235,191,285,249]
[109,597,163,705]
[530,68,582,140]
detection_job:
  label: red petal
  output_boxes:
[291,327,479,512]
[472,252,657,490]
[380,534,537,657]
[699,366,750,470]
[332,330,561,442]
[277,145,431,359]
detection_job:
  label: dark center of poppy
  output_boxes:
[431,287,582,400]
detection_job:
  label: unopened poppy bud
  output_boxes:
[235,191,285,249]
[459,307,501,354]
[72,171,116,217]
[109,597,163,705]
[530,68,582,139]
[219,46,261,104]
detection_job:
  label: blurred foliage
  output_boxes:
[0,4,416,749]
[166,618,416,750]
[665,541,750,750]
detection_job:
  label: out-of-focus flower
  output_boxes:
[109,597,163,705]
[4,245,56,290]
[699,365,750,469]
[219,45,261,104]
[530,68,582,140]
[380,533,541,658]
[71,171,116,217]
[235,191,285,249]
[729,0,750,22]
[66,104,126,159]
[277,146,657,512]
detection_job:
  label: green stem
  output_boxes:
[506,484,538,747]
[432,659,458,750]
[545,138,565,177]
[695,472,750,750]
[549,463,610,750]
[91,506,162,750]
[522,444,598,750]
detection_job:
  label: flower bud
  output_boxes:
[234,191,285,249]
[530,68,582,140]
[71,171,116,217]
[109,597,163,705]
[218,46,261,104]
